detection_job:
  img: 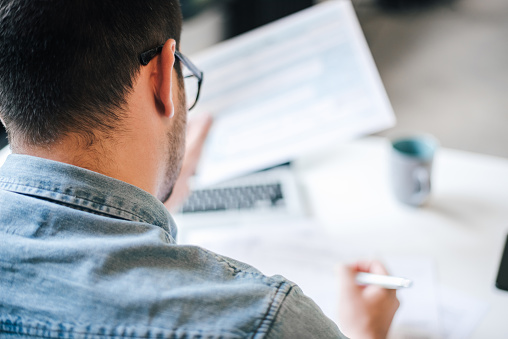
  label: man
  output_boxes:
[0,1,398,338]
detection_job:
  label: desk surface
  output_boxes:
[294,137,508,338]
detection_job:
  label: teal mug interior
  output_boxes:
[392,137,437,161]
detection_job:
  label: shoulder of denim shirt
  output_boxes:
[0,239,341,339]
[0,155,345,338]
[0,154,176,235]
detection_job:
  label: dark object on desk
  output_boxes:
[495,234,508,291]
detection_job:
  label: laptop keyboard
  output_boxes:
[181,183,285,213]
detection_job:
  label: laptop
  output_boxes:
[172,164,308,237]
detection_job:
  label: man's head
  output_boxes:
[0,0,189,202]
[0,0,183,147]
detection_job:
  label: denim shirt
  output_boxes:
[0,155,345,339]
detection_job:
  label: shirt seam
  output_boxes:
[253,281,292,339]
[13,191,131,221]
[0,181,152,225]
[198,249,293,339]
[206,250,274,280]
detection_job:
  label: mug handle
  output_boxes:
[413,167,430,205]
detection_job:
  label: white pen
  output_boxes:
[355,272,413,289]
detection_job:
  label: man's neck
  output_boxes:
[13,131,159,197]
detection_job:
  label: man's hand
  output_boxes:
[337,261,400,339]
[164,114,213,212]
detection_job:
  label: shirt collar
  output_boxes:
[0,154,177,237]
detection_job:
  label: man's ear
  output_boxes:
[156,39,177,118]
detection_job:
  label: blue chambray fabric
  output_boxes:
[0,154,345,339]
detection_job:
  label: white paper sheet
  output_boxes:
[190,0,395,185]
[184,220,362,322]
[439,286,489,339]
[385,257,443,339]
[185,222,443,335]
[185,221,488,339]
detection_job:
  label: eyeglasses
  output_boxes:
[139,44,203,111]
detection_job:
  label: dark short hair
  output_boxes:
[0,0,182,146]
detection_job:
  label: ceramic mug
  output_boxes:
[391,135,438,206]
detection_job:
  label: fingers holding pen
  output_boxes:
[337,260,400,339]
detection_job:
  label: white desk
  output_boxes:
[294,137,508,338]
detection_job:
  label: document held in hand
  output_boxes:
[191,0,395,185]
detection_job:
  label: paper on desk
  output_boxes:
[385,260,489,339]
[385,257,443,339]
[190,0,395,185]
[185,222,440,335]
[184,219,364,321]
[186,221,487,339]
[383,259,489,339]
[439,285,489,339]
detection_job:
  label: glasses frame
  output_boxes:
[139,44,203,110]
